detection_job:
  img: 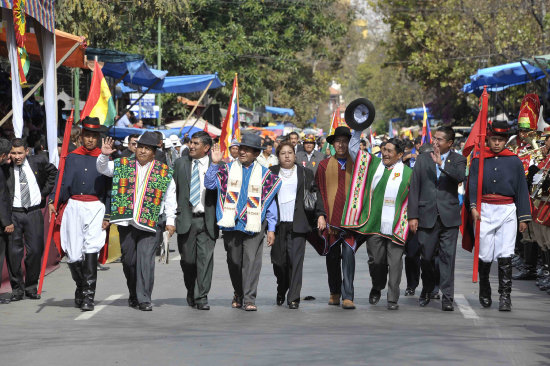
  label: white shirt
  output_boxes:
[191,155,210,214]
[306,151,314,162]
[13,159,42,208]
[256,153,278,168]
[278,167,297,222]
[96,153,177,229]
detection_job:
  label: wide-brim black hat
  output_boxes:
[344,98,376,131]
[239,133,265,151]
[326,126,352,145]
[137,131,161,147]
[81,116,106,133]
[488,120,512,137]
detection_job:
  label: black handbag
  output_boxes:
[303,169,317,213]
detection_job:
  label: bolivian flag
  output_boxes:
[81,61,116,126]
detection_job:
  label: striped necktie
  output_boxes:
[19,166,31,208]
[189,160,200,206]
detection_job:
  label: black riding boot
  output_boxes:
[513,240,537,280]
[478,259,492,308]
[68,262,84,308]
[498,257,512,311]
[81,253,98,311]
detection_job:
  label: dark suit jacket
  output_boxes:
[0,166,12,228]
[269,164,324,234]
[173,154,218,239]
[5,154,58,208]
[408,150,466,228]
[295,150,325,176]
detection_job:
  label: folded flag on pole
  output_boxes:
[13,0,28,85]
[80,61,116,126]
[220,74,241,159]
[421,103,431,144]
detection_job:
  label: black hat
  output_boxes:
[326,126,352,145]
[488,120,512,137]
[137,131,161,147]
[239,134,265,151]
[81,116,105,133]
[344,98,376,131]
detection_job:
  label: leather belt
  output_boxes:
[192,212,205,217]
[12,205,40,213]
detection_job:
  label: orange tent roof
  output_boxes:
[0,28,87,69]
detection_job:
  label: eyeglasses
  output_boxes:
[432,137,448,142]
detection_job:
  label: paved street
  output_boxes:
[1,234,549,366]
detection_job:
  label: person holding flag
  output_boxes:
[48,117,111,311]
[468,121,531,311]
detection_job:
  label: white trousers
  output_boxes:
[479,203,517,262]
[61,199,106,263]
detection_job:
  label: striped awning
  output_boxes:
[1,0,55,33]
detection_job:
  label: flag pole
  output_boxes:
[37,109,74,294]
[472,86,489,283]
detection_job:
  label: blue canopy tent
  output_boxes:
[462,61,549,94]
[102,60,168,89]
[406,107,434,120]
[118,73,225,94]
[265,106,295,117]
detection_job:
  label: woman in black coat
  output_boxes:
[269,140,321,309]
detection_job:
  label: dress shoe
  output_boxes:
[276,295,285,306]
[196,303,210,310]
[442,301,454,311]
[139,302,153,311]
[25,292,41,300]
[418,291,430,307]
[288,301,299,309]
[128,298,139,309]
[341,299,356,309]
[0,298,10,304]
[404,287,415,296]
[9,293,24,302]
[328,293,340,306]
[186,296,196,307]
[97,263,110,271]
[430,292,441,300]
[512,267,537,280]
[387,302,399,310]
[369,289,381,305]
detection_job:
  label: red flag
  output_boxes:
[462,111,482,157]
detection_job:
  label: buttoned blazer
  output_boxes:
[407,150,467,228]
[173,154,218,239]
[0,167,12,228]
[5,154,57,208]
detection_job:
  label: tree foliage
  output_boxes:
[373,0,550,123]
[56,0,356,126]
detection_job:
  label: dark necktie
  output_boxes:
[19,166,31,208]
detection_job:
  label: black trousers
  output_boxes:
[271,222,306,304]
[404,232,421,289]
[417,216,458,302]
[118,226,157,304]
[177,216,216,305]
[326,240,355,300]
[8,210,44,295]
[0,231,10,285]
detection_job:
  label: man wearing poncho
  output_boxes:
[205,134,281,311]
[341,137,412,310]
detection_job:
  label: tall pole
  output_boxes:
[157,17,162,126]
[74,68,80,122]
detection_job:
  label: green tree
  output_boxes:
[56,0,356,126]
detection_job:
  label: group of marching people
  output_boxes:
[0,93,544,313]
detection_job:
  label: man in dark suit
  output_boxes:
[288,132,304,153]
[296,137,325,176]
[408,126,466,311]
[0,138,14,304]
[6,138,57,301]
[173,131,218,310]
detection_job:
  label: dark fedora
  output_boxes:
[326,126,352,145]
[488,120,512,137]
[81,116,106,133]
[137,131,161,147]
[239,133,265,151]
[344,98,376,131]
